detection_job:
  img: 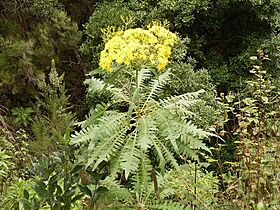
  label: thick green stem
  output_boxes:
[135,68,140,118]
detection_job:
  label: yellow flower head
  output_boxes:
[99,22,178,72]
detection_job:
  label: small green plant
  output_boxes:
[11,107,34,127]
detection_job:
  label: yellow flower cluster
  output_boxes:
[99,22,178,72]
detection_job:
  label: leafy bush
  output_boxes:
[214,50,280,209]
[28,154,84,210]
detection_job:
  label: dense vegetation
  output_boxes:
[1,0,280,209]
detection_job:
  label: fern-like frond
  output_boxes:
[149,200,189,210]
[157,171,177,199]
[179,120,211,155]
[88,127,128,170]
[84,77,110,94]
[172,119,211,159]
[152,109,174,133]
[176,141,200,161]
[137,115,157,151]
[100,177,134,205]
[132,150,152,196]
[87,112,126,151]
[70,112,126,147]
[153,109,181,149]
[80,103,109,128]
[109,144,126,177]
[70,125,98,146]
[158,140,179,170]
[120,131,141,179]
[110,86,130,103]
[138,67,152,89]
[142,71,171,109]
[159,90,205,114]
[160,89,204,103]
[181,121,210,139]
[149,103,211,169]
[85,76,129,104]
[188,137,210,152]
[151,137,166,174]
[159,187,176,199]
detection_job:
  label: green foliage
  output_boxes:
[20,131,108,210]
[95,162,219,209]
[0,3,82,108]
[28,0,63,17]
[215,50,280,209]
[0,178,36,210]
[0,129,109,210]
[0,117,32,210]
[81,0,280,91]
[71,67,211,180]
[156,0,210,28]
[96,175,188,210]
[159,162,219,209]
[30,60,75,156]
[29,154,84,210]
[189,0,280,90]
[11,107,34,127]
[0,149,14,186]
[4,0,280,208]
[80,1,140,66]
[0,117,30,195]
[162,60,219,128]
[0,38,38,95]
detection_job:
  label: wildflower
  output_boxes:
[99,22,178,72]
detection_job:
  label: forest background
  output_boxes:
[1,0,280,209]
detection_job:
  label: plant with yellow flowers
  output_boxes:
[99,22,178,72]
[71,22,211,209]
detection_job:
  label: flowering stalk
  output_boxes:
[99,22,178,120]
